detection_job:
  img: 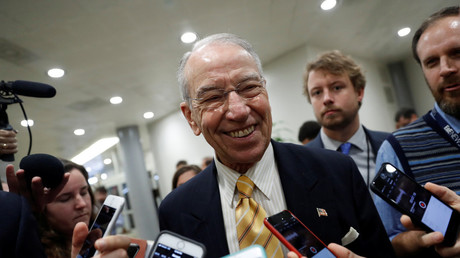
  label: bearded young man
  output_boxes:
[303,50,390,188]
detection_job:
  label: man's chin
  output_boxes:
[439,100,460,119]
[321,120,347,131]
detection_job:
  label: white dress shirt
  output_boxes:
[215,142,287,254]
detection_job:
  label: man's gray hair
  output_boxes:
[177,33,264,105]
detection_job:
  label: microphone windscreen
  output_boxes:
[20,153,65,189]
[11,80,56,98]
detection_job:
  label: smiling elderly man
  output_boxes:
[158,33,394,257]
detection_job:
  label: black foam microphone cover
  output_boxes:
[20,153,65,189]
[9,80,56,98]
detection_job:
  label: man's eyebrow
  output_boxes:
[236,74,262,84]
[195,84,222,98]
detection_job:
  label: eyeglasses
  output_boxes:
[189,79,266,109]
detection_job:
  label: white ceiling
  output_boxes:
[0,0,458,167]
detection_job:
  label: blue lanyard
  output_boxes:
[427,108,460,149]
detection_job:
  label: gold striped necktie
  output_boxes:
[235,175,282,257]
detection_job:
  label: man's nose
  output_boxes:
[225,91,250,121]
[322,89,333,105]
[439,56,458,77]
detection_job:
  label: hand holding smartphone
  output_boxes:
[371,163,460,246]
[150,230,206,258]
[264,210,336,258]
[77,195,125,258]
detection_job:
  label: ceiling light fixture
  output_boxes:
[20,119,34,127]
[71,137,119,165]
[143,111,154,119]
[47,68,65,78]
[74,129,85,136]
[320,0,337,11]
[110,96,123,104]
[181,32,197,44]
[103,158,112,165]
[88,176,98,185]
[397,27,411,37]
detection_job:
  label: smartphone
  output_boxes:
[223,245,267,258]
[371,163,460,246]
[264,210,336,258]
[127,243,140,258]
[77,195,125,258]
[150,230,206,258]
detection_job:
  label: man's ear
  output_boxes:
[180,102,201,136]
[357,87,365,103]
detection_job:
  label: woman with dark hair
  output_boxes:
[38,159,96,258]
[172,164,201,190]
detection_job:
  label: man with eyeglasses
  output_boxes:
[158,33,394,257]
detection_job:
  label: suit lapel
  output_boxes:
[272,141,343,244]
[180,163,230,256]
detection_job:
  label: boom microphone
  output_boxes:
[0,80,56,98]
[20,153,65,189]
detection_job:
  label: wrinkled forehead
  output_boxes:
[184,43,259,87]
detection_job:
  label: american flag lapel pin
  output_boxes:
[317,208,328,217]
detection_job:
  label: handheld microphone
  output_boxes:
[0,80,56,98]
[20,153,65,189]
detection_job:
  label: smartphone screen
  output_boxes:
[152,242,196,258]
[77,204,116,258]
[266,210,335,258]
[371,163,459,245]
[151,231,205,258]
[223,245,267,258]
[127,243,140,258]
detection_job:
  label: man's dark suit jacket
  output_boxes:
[306,126,390,157]
[159,140,394,257]
[0,191,46,258]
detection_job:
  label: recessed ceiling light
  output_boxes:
[181,32,197,44]
[397,27,411,37]
[88,176,98,185]
[100,173,108,180]
[47,68,65,78]
[110,96,123,104]
[71,137,120,165]
[74,129,85,136]
[320,0,337,11]
[103,158,112,165]
[144,111,154,119]
[20,119,34,127]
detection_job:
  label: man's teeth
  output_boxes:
[229,126,254,138]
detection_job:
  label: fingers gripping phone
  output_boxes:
[77,195,125,258]
[150,230,206,258]
[371,163,460,246]
[264,210,336,258]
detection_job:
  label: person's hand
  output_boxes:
[393,182,460,257]
[286,244,364,258]
[71,222,130,258]
[327,243,364,258]
[0,129,18,155]
[5,164,69,213]
[286,251,305,258]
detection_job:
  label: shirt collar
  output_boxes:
[320,125,366,151]
[216,142,276,208]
